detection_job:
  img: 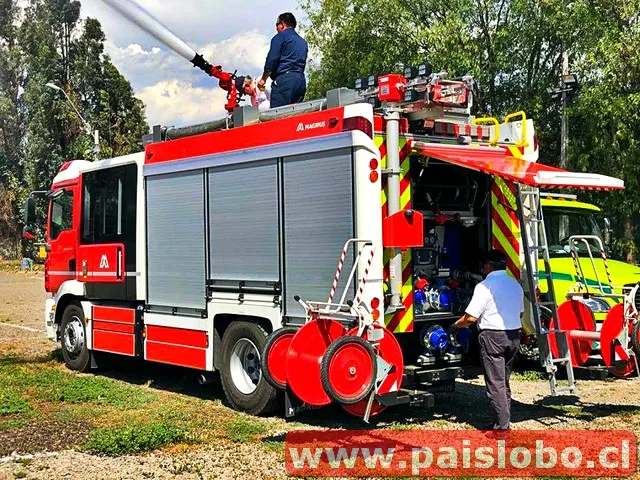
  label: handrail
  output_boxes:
[471,117,500,145]
[568,235,614,295]
[504,111,529,148]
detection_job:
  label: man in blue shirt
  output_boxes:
[258,12,308,108]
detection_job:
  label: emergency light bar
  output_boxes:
[353,66,475,116]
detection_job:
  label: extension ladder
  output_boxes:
[515,184,577,396]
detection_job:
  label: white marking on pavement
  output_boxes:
[0,452,59,463]
[0,323,42,333]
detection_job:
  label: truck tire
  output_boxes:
[60,303,91,372]
[632,321,640,357]
[219,321,279,416]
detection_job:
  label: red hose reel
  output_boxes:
[261,319,404,419]
[549,300,637,377]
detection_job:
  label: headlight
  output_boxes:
[577,297,611,313]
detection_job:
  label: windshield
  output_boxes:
[542,207,603,257]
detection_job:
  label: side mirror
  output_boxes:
[23,224,36,241]
[48,189,64,200]
[24,197,36,225]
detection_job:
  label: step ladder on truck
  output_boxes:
[260,68,638,421]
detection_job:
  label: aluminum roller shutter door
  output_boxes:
[209,159,279,282]
[283,148,354,319]
[146,171,206,309]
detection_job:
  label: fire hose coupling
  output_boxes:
[190,53,212,74]
[421,325,449,352]
[418,324,471,366]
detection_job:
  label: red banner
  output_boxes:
[285,429,636,477]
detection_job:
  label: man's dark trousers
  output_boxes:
[270,71,306,108]
[478,329,521,430]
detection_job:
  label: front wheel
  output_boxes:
[219,321,279,416]
[60,303,91,372]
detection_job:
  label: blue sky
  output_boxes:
[81,0,305,128]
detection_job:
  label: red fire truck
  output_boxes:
[24,68,635,422]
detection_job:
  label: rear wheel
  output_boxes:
[219,321,279,415]
[631,321,640,357]
[60,303,91,372]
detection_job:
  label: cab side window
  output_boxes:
[81,164,136,245]
[50,191,74,240]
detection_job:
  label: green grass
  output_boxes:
[0,361,157,407]
[615,406,640,419]
[0,418,29,430]
[0,354,284,456]
[262,440,283,454]
[547,404,588,419]
[53,376,157,407]
[225,418,267,443]
[83,422,187,456]
[511,370,545,381]
[0,390,32,416]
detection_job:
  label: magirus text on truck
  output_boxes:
[22,0,639,422]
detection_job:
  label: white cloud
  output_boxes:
[79,1,310,128]
[105,30,272,126]
[136,79,229,127]
[200,30,270,78]
[82,0,302,50]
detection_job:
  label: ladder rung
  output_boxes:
[538,301,557,307]
[528,245,548,252]
[553,387,577,395]
[551,358,570,364]
[532,271,552,279]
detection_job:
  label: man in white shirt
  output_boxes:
[454,249,524,431]
[242,76,271,112]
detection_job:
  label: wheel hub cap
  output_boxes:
[230,338,261,395]
[64,316,85,357]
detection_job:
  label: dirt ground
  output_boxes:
[0,271,639,480]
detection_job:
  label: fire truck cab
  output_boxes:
[27,69,634,421]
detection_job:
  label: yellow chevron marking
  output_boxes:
[492,196,520,236]
[494,177,517,210]
[378,135,415,332]
[491,196,520,265]
[396,275,415,333]
[492,223,520,265]
[507,145,523,159]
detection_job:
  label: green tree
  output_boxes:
[0,0,149,258]
[301,0,640,261]
[567,0,640,261]
[0,0,26,256]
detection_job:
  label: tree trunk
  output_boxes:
[624,216,637,264]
